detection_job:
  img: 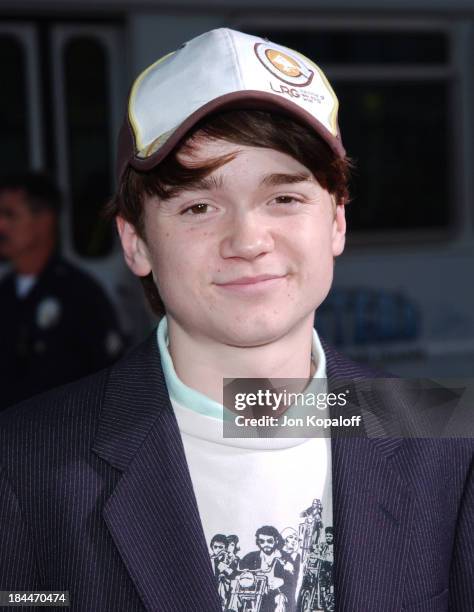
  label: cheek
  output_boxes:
[151,243,184,296]
[303,254,334,295]
[292,222,334,273]
[149,230,212,299]
[18,221,35,244]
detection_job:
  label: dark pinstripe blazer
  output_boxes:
[0,334,473,611]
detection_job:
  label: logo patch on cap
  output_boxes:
[254,43,314,87]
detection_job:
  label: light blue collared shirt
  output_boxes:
[157,315,327,420]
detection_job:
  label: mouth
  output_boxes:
[214,274,287,293]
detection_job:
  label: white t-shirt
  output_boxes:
[157,317,334,612]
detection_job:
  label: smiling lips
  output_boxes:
[215,274,286,290]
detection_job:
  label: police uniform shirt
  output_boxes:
[0,254,124,410]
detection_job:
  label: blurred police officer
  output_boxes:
[0,172,125,410]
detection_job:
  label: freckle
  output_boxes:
[165,232,170,237]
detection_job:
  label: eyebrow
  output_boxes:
[178,171,313,194]
[189,174,225,191]
[260,172,313,187]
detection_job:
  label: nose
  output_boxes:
[219,211,274,260]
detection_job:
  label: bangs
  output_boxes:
[130,147,237,202]
[115,109,350,233]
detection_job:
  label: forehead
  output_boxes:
[0,188,30,212]
[177,136,313,181]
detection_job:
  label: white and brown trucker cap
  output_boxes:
[116,28,345,182]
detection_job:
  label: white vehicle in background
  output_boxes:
[1,4,473,372]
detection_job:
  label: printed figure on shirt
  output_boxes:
[210,534,230,607]
[234,525,296,612]
[299,499,324,563]
[301,499,324,543]
[210,534,241,610]
[316,527,334,599]
[281,527,302,581]
[298,527,335,612]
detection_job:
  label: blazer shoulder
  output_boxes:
[0,366,111,464]
[0,334,159,460]
[320,337,395,379]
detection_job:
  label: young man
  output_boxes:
[0,29,473,612]
[0,173,125,410]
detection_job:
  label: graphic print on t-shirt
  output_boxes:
[209,497,334,612]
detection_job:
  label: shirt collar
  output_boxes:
[157,315,327,420]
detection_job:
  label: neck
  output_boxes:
[13,240,55,275]
[167,314,315,405]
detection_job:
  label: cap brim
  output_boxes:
[127,90,345,174]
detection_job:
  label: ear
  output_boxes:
[116,216,152,276]
[331,204,346,257]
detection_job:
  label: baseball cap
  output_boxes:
[117,28,345,182]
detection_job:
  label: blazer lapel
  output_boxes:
[92,335,221,612]
[325,342,415,611]
[92,331,414,611]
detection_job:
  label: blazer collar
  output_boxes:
[322,338,405,458]
[93,332,413,612]
[93,334,222,611]
[323,340,414,610]
[93,334,403,468]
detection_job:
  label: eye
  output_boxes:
[272,195,303,205]
[181,202,213,215]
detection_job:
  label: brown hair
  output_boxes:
[108,109,352,318]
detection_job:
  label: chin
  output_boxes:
[212,315,299,348]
